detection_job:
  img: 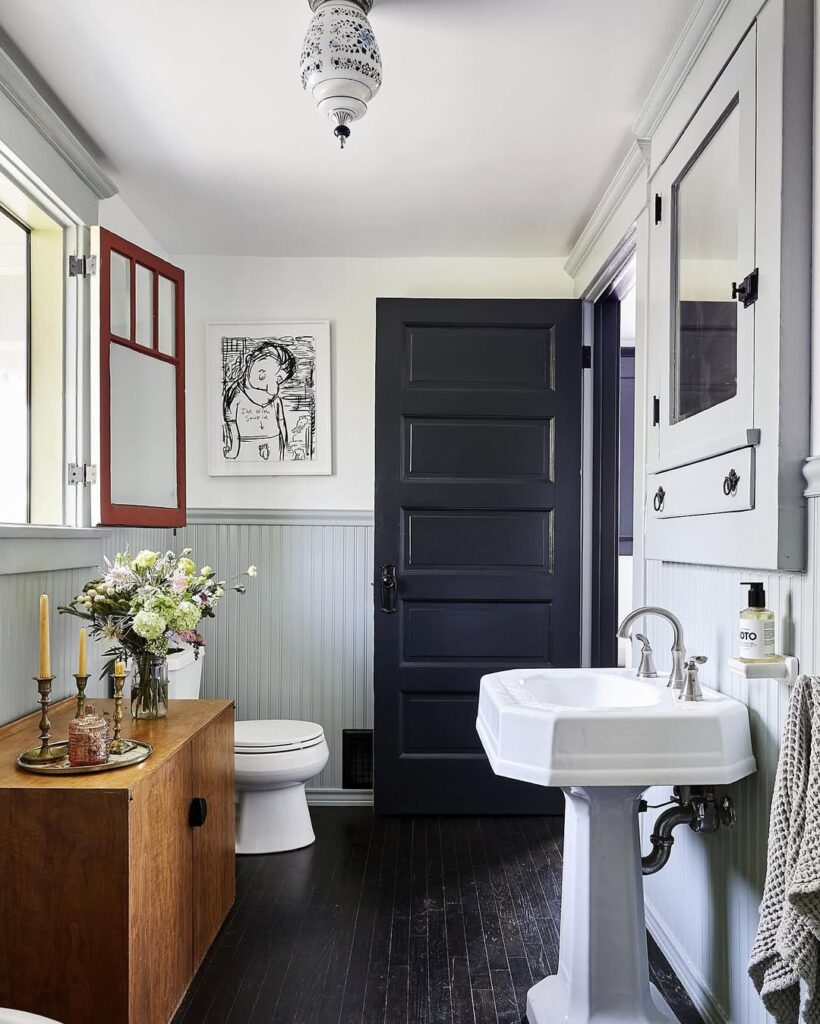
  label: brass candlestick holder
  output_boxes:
[110,666,135,756]
[20,675,66,764]
[74,673,90,719]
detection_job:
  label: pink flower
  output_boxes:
[170,570,190,594]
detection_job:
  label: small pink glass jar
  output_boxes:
[68,705,110,767]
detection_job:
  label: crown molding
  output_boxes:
[0,46,117,200]
[632,0,732,142]
[564,0,730,284]
[564,142,647,281]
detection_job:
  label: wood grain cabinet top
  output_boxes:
[0,698,236,1024]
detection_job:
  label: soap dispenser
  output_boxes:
[738,582,783,664]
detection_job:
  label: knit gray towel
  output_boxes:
[749,675,820,1023]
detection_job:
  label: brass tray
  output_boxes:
[17,740,153,775]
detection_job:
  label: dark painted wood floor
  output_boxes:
[174,808,703,1024]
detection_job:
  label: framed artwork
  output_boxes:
[206,321,331,476]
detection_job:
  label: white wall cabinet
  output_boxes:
[645,2,811,570]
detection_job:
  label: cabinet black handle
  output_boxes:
[723,469,740,496]
[189,797,208,828]
[653,487,666,512]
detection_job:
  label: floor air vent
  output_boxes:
[342,729,373,789]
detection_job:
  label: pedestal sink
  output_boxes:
[477,668,756,1024]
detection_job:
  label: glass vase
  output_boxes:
[130,654,169,720]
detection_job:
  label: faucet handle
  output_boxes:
[634,633,658,679]
[680,656,707,702]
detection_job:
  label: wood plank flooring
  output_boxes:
[174,808,703,1024]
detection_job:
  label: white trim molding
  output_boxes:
[564,142,647,281]
[306,788,373,806]
[0,46,117,200]
[0,527,111,575]
[646,901,727,1024]
[187,508,375,527]
[632,0,733,142]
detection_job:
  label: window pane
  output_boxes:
[109,343,177,507]
[135,263,154,348]
[672,106,739,423]
[0,208,29,523]
[110,251,131,339]
[158,275,176,356]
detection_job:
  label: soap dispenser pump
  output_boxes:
[738,582,782,664]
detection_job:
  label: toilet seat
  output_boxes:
[235,719,325,755]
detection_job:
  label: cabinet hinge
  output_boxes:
[68,255,97,278]
[732,268,759,308]
[581,345,592,369]
[654,194,662,225]
[652,396,660,426]
[67,463,98,486]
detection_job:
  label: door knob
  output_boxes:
[379,564,398,613]
[189,797,208,828]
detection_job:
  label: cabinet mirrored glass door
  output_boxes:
[671,103,740,424]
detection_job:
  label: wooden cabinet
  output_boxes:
[645,0,812,570]
[0,699,235,1024]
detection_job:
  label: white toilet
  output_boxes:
[234,720,329,855]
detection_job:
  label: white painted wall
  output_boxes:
[178,255,574,511]
[99,193,168,257]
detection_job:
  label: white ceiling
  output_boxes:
[0,0,694,257]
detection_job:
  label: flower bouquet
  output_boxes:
[60,548,256,719]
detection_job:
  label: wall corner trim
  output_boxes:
[632,0,733,141]
[186,507,375,527]
[803,457,820,497]
[0,46,118,200]
[564,142,648,281]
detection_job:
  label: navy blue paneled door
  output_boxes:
[374,299,584,814]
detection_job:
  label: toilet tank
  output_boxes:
[166,646,204,699]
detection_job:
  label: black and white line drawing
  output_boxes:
[207,321,331,477]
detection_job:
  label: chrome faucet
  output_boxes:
[617,606,686,689]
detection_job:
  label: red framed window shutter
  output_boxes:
[95,228,186,527]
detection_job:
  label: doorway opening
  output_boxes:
[589,256,637,668]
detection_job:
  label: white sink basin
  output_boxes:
[477,665,757,1024]
[477,666,756,788]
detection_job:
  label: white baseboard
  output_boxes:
[306,788,373,806]
[645,900,728,1024]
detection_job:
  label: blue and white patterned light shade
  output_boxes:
[300,0,382,146]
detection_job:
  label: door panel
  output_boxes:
[191,705,236,970]
[375,298,583,814]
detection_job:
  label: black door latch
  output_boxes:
[379,564,398,613]
[732,268,759,308]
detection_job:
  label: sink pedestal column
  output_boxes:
[527,786,678,1024]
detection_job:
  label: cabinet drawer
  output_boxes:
[649,447,754,519]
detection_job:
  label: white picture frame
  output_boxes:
[206,321,332,476]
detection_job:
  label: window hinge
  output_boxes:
[68,255,97,278]
[732,268,759,308]
[654,194,662,225]
[652,396,660,426]
[581,345,592,369]
[67,463,98,486]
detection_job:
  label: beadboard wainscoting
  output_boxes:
[0,512,374,800]
[638,543,818,1024]
[0,567,110,725]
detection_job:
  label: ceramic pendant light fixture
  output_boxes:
[300,0,382,148]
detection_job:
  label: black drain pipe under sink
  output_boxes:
[640,787,736,876]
